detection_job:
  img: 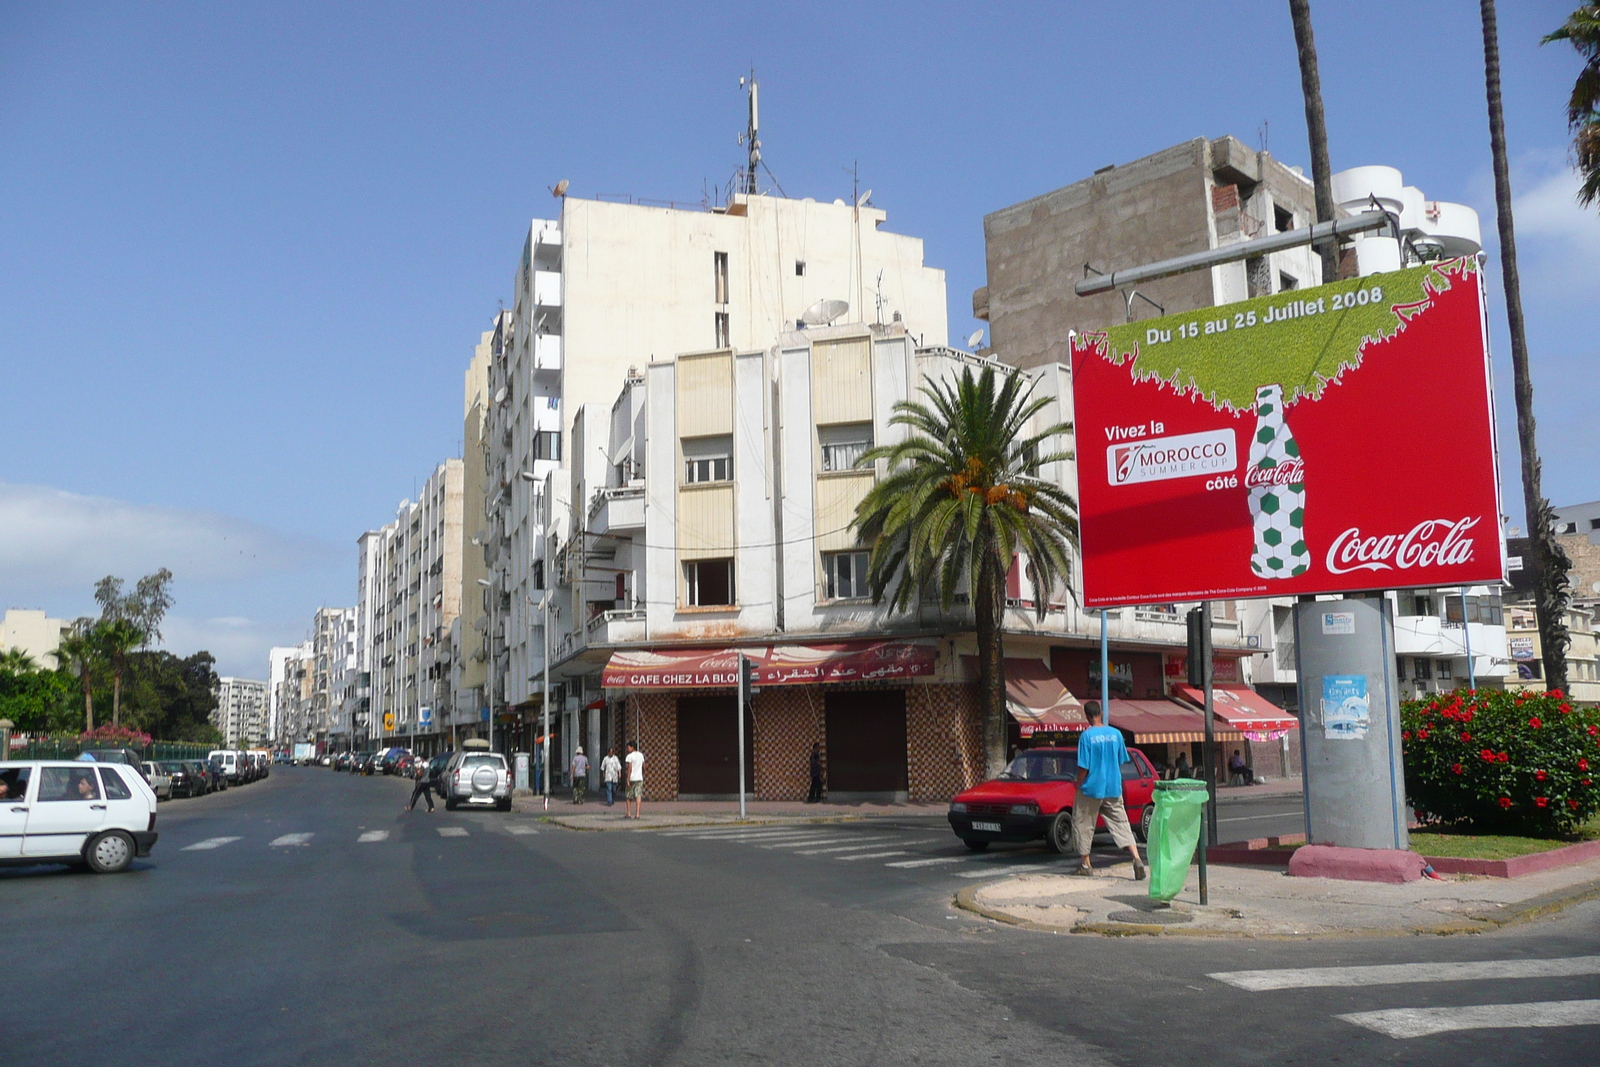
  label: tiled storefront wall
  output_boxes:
[1248,727,1302,779]
[621,691,679,801]
[751,686,819,800]
[907,682,984,802]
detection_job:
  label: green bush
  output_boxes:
[1401,689,1600,836]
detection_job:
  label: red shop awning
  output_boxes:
[1173,684,1298,739]
[1003,659,1088,736]
[1104,700,1243,745]
[601,639,938,689]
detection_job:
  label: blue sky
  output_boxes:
[2,1,1595,676]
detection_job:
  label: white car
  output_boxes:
[140,762,173,800]
[441,750,512,811]
[207,750,245,784]
[0,760,159,873]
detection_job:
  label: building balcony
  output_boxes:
[585,607,647,646]
[533,270,562,308]
[534,333,562,373]
[589,485,645,537]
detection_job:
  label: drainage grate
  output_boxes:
[1106,909,1194,925]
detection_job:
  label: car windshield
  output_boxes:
[998,751,1078,782]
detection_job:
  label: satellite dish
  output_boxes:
[857,188,873,207]
[551,179,569,198]
[493,386,508,405]
[800,299,849,327]
[966,329,985,349]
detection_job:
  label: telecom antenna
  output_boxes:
[738,70,761,195]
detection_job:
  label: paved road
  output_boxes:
[5,766,1595,1066]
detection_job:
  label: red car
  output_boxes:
[947,745,1160,853]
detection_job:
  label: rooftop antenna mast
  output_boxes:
[738,69,760,195]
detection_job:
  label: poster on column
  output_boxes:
[1069,257,1505,607]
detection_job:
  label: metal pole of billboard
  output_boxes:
[1100,610,1111,726]
[1201,601,1218,845]
[1461,587,1476,689]
[542,591,552,797]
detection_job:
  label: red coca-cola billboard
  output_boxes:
[1070,257,1505,606]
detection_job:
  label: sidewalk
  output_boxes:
[956,852,1600,939]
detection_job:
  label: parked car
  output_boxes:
[157,760,203,799]
[80,749,151,782]
[191,759,220,793]
[207,751,244,785]
[946,745,1160,853]
[0,760,159,873]
[140,761,173,800]
[356,752,379,775]
[248,750,271,778]
[377,748,411,776]
[440,749,511,811]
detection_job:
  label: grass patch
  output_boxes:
[1411,815,1600,860]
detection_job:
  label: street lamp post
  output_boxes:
[476,577,495,754]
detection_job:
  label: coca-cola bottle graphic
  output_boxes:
[1246,384,1309,578]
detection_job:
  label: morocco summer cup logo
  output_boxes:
[1106,428,1236,486]
[1325,517,1480,575]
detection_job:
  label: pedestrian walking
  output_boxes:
[624,740,644,819]
[1069,701,1145,879]
[600,748,621,806]
[571,747,589,804]
[404,768,434,813]
[806,742,824,803]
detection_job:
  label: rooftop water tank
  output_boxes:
[1332,165,1404,217]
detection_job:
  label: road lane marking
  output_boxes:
[437,827,469,837]
[505,825,539,835]
[793,839,898,854]
[1217,812,1307,824]
[1210,956,1600,991]
[884,856,969,868]
[357,831,389,843]
[181,837,240,851]
[1335,1000,1600,1038]
[835,850,911,861]
[269,833,313,847]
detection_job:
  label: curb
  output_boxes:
[529,814,874,833]
[951,874,1600,940]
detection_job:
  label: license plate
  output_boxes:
[470,796,493,805]
[971,820,1002,833]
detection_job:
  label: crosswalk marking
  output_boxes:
[885,856,967,868]
[357,830,389,843]
[504,825,539,835]
[794,839,898,855]
[659,826,802,838]
[1211,956,1600,992]
[686,829,831,842]
[269,833,313,847]
[181,837,240,851]
[437,827,469,837]
[956,866,1036,878]
[756,836,846,848]
[835,850,911,861]
[1336,1000,1600,1038]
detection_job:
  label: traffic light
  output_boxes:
[1186,607,1212,687]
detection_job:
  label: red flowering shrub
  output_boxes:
[77,723,153,748]
[1401,689,1600,835]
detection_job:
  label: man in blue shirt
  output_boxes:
[1071,701,1146,879]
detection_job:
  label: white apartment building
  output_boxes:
[479,192,952,734]
[541,322,1262,800]
[272,642,313,745]
[455,321,497,735]
[0,608,70,670]
[358,459,464,754]
[212,677,268,747]
[267,644,306,743]
[312,607,358,744]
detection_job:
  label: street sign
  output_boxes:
[1070,258,1504,606]
[382,711,395,732]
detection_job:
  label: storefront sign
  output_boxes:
[1163,654,1241,683]
[1071,258,1504,606]
[1509,636,1536,661]
[602,640,938,689]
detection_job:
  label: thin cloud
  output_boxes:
[158,614,305,679]
[0,481,339,591]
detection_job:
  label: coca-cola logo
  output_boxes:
[1325,518,1480,575]
[1244,458,1305,488]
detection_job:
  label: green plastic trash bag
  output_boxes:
[1148,779,1208,901]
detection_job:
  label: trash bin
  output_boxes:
[1148,779,1208,902]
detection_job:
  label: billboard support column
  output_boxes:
[1461,587,1476,689]
[1099,610,1110,725]
[1188,604,1218,843]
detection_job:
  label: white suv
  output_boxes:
[441,751,512,811]
[0,760,159,873]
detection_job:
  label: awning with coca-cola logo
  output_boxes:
[601,639,938,689]
[1173,683,1299,740]
[1004,659,1088,736]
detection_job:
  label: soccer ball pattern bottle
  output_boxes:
[1246,384,1309,579]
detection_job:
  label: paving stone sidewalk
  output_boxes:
[956,854,1600,938]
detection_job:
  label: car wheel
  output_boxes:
[962,838,989,852]
[1046,810,1078,855]
[444,797,458,811]
[1136,804,1154,842]
[85,830,135,874]
[496,798,512,812]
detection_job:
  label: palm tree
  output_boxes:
[853,365,1078,777]
[1289,0,1340,282]
[96,618,144,728]
[1544,5,1600,207]
[0,648,37,673]
[56,622,99,733]
[1483,0,1573,693]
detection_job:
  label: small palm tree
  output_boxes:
[96,618,145,728]
[853,365,1078,778]
[0,648,37,673]
[1544,4,1600,207]
[56,622,100,733]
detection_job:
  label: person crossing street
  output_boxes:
[600,748,621,806]
[405,766,434,813]
[1070,701,1145,879]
